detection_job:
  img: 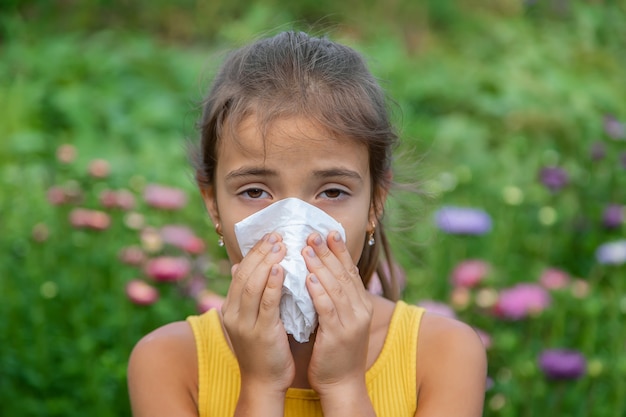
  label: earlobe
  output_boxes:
[199,185,220,226]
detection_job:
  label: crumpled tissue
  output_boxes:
[234,198,346,343]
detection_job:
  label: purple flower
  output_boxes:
[603,114,625,140]
[595,240,626,265]
[434,206,492,235]
[602,204,623,229]
[539,166,569,192]
[589,141,606,161]
[494,283,551,320]
[538,349,586,380]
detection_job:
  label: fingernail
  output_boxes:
[268,234,278,244]
[309,274,319,284]
[306,247,316,257]
[333,232,342,242]
[271,265,279,275]
[313,234,323,246]
[272,244,280,253]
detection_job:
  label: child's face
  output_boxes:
[202,115,378,266]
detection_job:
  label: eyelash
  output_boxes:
[238,187,350,200]
[319,188,349,200]
[240,188,270,199]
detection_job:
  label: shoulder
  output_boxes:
[414,312,487,417]
[128,321,199,417]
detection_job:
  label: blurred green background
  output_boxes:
[1,0,625,416]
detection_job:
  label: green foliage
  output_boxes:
[1,1,625,416]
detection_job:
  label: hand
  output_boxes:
[221,233,295,395]
[303,231,373,398]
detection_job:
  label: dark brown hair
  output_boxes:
[195,31,401,300]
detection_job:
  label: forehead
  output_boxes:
[218,115,370,166]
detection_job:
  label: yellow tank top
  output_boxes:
[187,300,424,417]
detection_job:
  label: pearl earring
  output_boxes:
[368,221,376,246]
[215,223,224,247]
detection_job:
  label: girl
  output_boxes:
[128,31,486,416]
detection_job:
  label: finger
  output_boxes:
[326,230,371,307]
[256,264,285,328]
[305,273,341,329]
[304,233,362,306]
[326,231,366,291]
[226,233,283,317]
[237,240,286,326]
[302,245,356,325]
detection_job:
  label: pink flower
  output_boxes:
[99,189,136,210]
[196,290,225,313]
[539,268,571,290]
[69,208,111,230]
[160,225,206,254]
[126,280,159,306]
[118,246,146,266]
[56,144,77,164]
[417,300,457,319]
[494,283,551,320]
[475,328,492,350]
[46,184,83,206]
[367,261,406,295]
[32,223,50,243]
[450,259,490,288]
[144,256,191,282]
[143,184,187,210]
[88,158,111,178]
[47,186,67,205]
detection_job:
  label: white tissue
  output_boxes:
[234,198,346,343]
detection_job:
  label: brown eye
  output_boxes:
[321,189,345,199]
[245,188,266,199]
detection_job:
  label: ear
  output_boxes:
[199,185,220,227]
[369,170,392,225]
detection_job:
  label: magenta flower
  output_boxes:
[595,240,626,265]
[126,280,159,306]
[603,114,625,140]
[450,259,490,288]
[538,349,587,380]
[494,283,551,320]
[539,166,569,193]
[143,184,187,210]
[196,291,225,313]
[160,225,206,254]
[417,300,457,319]
[602,204,623,229]
[539,268,570,290]
[145,256,191,282]
[434,206,492,235]
[69,208,111,231]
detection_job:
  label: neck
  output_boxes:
[288,332,316,389]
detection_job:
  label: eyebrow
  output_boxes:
[225,167,278,181]
[312,169,363,182]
